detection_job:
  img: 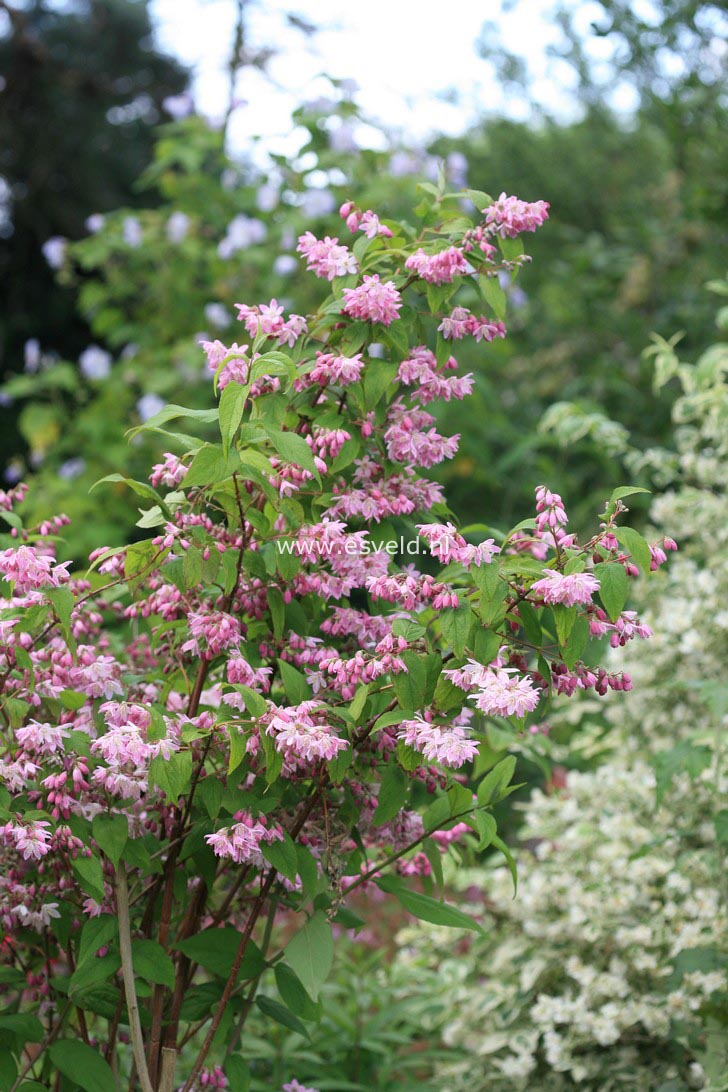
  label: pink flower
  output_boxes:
[482,193,550,238]
[308,351,364,386]
[0,545,71,594]
[417,521,500,566]
[181,610,242,658]
[267,703,348,763]
[205,812,283,865]
[149,453,187,489]
[398,715,479,769]
[342,276,402,326]
[530,570,600,607]
[470,667,541,718]
[404,246,469,284]
[297,232,358,280]
[282,1082,319,1092]
[437,307,506,342]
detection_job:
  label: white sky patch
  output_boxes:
[150,0,587,157]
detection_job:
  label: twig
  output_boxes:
[115,863,155,1092]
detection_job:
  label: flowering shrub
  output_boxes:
[390,296,728,1092]
[0,185,667,1090]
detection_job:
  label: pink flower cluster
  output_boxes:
[482,192,550,238]
[384,402,459,468]
[417,521,500,567]
[149,452,187,489]
[531,569,601,607]
[398,713,479,769]
[405,246,470,284]
[236,299,308,347]
[397,348,473,405]
[307,350,364,387]
[1,819,52,861]
[205,811,283,865]
[0,545,71,595]
[340,201,393,238]
[438,306,507,342]
[265,701,348,764]
[342,275,402,326]
[297,232,358,280]
[181,610,242,658]
[446,660,542,719]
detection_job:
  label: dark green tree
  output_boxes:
[0,0,189,453]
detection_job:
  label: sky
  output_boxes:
[149,0,624,158]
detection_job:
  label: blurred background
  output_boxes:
[0,0,726,553]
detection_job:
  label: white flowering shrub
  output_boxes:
[392,289,728,1091]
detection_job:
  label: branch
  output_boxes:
[115,863,155,1092]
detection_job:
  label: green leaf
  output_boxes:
[255,994,309,1039]
[714,809,728,846]
[69,952,121,996]
[499,235,524,262]
[552,604,576,646]
[372,765,408,826]
[390,885,482,932]
[392,651,427,712]
[480,274,507,321]
[265,427,321,483]
[277,657,311,704]
[274,963,319,1019]
[561,615,590,670]
[615,526,652,575]
[59,688,87,711]
[71,854,105,903]
[219,381,247,457]
[438,603,474,658]
[492,834,518,896]
[228,727,247,776]
[268,588,285,641]
[609,485,651,505]
[224,1055,250,1092]
[48,1042,116,1092]
[327,746,353,784]
[473,810,497,851]
[477,756,517,807]
[46,586,76,653]
[0,1013,44,1043]
[175,927,264,981]
[131,939,175,988]
[348,683,370,722]
[77,915,118,965]
[148,751,193,804]
[593,562,629,622]
[184,444,241,488]
[92,813,128,867]
[261,830,299,883]
[284,911,333,1001]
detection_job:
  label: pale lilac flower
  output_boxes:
[79,345,112,381]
